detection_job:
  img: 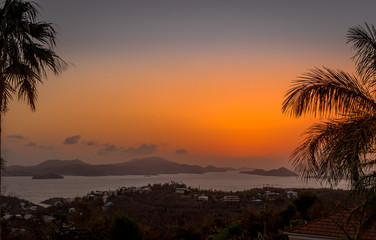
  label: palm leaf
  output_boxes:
[347,23,376,80]
[282,67,376,118]
[291,116,376,185]
[0,0,66,112]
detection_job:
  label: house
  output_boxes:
[265,191,280,199]
[102,201,113,210]
[87,194,96,199]
[29,206,37,211]
[122,186,137,192]
[197,195,209,201]
[175,188,190,194]
[285,207,376,240]
[140,187,152,193]
[222,196,240,203]
[122,186,152,193]
[286,190,298,199]
[43,215,54,223]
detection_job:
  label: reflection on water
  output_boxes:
[3,171,349,205]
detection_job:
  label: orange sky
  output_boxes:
[3,1,375,169]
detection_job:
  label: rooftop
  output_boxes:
[286,207,376,240]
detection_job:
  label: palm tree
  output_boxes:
[282,23,376,186]
[282,23,376,239]
[0,0,65,236]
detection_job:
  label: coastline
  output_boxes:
[2,172,350,205]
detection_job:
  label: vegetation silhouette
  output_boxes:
[283,23,376,238]
[283,23,376,185]
[0,0,66,238]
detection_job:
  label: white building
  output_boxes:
[175,188,190,194]
[223,196,240,203]
[286,190,298,199]
[197,195,209,201]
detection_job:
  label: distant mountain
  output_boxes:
[4,157,229,177]
[35,159,88,168]
[263,167,298,176]
[240,169,266,175]
[240,167,298,177]
[6,159,102,176]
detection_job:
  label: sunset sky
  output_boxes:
[3,1,376,169]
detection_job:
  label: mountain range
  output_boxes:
[3,157,232,177]
[3,157,298,177]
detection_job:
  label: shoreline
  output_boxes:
[3,173,350,205]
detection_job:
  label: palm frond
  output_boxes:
[22,42,66,77]
[354,171,376,192]
[347,23,376,79]
[291,116,376,185]
[0,77,14,112]
[0,0,66,112]
[282,67,376,118]
[351,173,376,228]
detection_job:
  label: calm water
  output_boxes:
[2,172,349,205]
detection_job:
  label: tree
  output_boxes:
[0,0,65,237]
[112,214,144,240]
[293,191,318,220]
[282,23,376,186]
[283,23,376,239]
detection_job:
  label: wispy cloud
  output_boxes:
[123,143,156,155]
[7,134,26,140]
[84,140,99,146]
[63,135,81,144]
[98,144,119,155]
[25,142,37,147]
[175,149,188,155]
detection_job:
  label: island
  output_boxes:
[240,167,298,177]
[5,157,230,177]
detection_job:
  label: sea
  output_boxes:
[2,171,350,205]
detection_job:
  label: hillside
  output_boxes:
[240,167,298,177]
[3,157,229,176]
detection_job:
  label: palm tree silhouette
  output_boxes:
[0,0,65,237]
[282,23,376,187]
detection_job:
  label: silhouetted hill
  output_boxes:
[240,167,297,177]
[4,157,229,176]
[264,167,298,176]
[35,159,88,168]
[240,169,266,175]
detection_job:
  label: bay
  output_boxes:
[2,172,349,205]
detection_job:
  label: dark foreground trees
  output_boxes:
[283,23,376,239]
[0,0,66,238]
